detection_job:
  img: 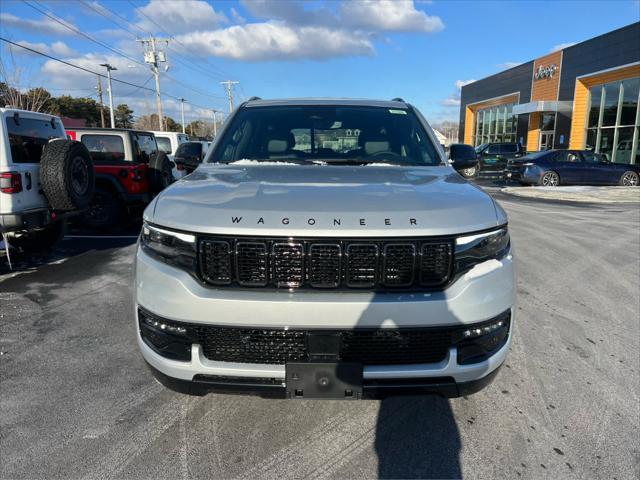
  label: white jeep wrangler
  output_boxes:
[0,108,94,257]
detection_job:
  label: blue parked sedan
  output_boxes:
[505,150,640,186]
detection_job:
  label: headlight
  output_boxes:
[140,222,197,271]
[454,226,510,273]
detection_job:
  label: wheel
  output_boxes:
[540,171,560,186]
[459,165,478,178]
[6,220,66,254]
[148,151,173,193]
[80,188,122,229]
[40,140,95,210]
[619,171,639,186]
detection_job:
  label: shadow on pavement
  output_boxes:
[375,395,461,479]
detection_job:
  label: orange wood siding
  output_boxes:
[531,51,562,102]
[568,64,640,149]
[527,112,541,151]
[464,105,474,144]
[463,93,520,145]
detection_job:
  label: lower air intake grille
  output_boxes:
[192,325,458,365]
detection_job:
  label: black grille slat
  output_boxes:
[199,236,454,291]
[420,242,452,286]
[383,244,416,286]
[309,244,341,288]
[236,242,268,286]
[200,240,232,285]
[273,243,304,287]
[346,244,378,287]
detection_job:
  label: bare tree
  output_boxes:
[0,46,51,112]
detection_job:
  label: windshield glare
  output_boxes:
[209,105,441,166]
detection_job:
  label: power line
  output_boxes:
[22,0,147,69]
[0,37,217,114]
[125,0,235,80]
[77,0,233,95]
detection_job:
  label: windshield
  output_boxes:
[474,143,489,153]
[209,105,441,166]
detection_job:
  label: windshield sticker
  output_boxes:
[389,109,407,115]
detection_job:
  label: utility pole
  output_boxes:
[138,37,170,131]
[99,63,117,128]
[212,110,218,138]
[220,80,239,113]
[96,75,105,128]
[179,98,186,134]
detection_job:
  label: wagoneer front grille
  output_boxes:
[199,236,453,291]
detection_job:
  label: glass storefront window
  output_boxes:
[613,126,636,164]
[541,113,555,131]
[598,128,615,161]
[587,77,640,163]
[620,78,640,126]
[588,86,602,128]
[602,82,621,127]
[473,103,516,146]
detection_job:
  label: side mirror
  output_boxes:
[174,143,203,172]
[449,144,478,171]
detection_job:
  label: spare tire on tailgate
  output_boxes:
[148,150,173,193]
[40,139,95,211]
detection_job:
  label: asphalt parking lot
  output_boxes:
[1,191,638,480]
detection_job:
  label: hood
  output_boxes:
[150,164,502,237]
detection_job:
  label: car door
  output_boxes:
[498,144,519,169]
[481,144,502,171]
[580,151,619,185]
[553,150,585,184]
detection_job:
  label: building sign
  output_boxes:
[534,64,558,80]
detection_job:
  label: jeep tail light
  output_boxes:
[0,172,22,193]
[176,163,185,171]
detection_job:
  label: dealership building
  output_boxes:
[459,22,640,164]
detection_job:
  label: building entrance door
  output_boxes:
[539,131,554,151]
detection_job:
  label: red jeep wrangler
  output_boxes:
[67,128,173,228]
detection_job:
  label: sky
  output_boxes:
[1,0,639,126]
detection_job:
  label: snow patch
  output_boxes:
[227,159,301,166]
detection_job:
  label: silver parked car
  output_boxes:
[134,98,516,399]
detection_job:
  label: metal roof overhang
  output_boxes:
[512,101,573,115]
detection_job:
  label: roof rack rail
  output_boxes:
[391,97,405,102]
[247,96,262,101]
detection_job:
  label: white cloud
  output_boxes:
[135,0,227,34]
[441,79,475,107]
[340,0,444,33]
[175,22,374,61]
[0,12,78,36]
[15,40,79,58]
[499,61,523,69]
[550,42,576,52]
[455,79,475,89]
[230,8,246,25]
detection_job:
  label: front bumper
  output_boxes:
[135,246,515,397]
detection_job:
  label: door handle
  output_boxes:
[25,172,32,190]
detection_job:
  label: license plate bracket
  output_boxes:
[285,362,363,399]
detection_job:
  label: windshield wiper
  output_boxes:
[320,158,394,166]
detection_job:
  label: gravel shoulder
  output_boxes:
[1,198,638,479]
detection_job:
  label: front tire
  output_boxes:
[81,188,122,229]
[540,171,560,187]
[619,171,639,186]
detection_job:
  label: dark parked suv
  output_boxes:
[474,142,525,175]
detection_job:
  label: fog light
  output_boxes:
[142,315,187,335]
[454,312,510,365]
[138,308,192,361]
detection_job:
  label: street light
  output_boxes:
[99,63,117,128]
